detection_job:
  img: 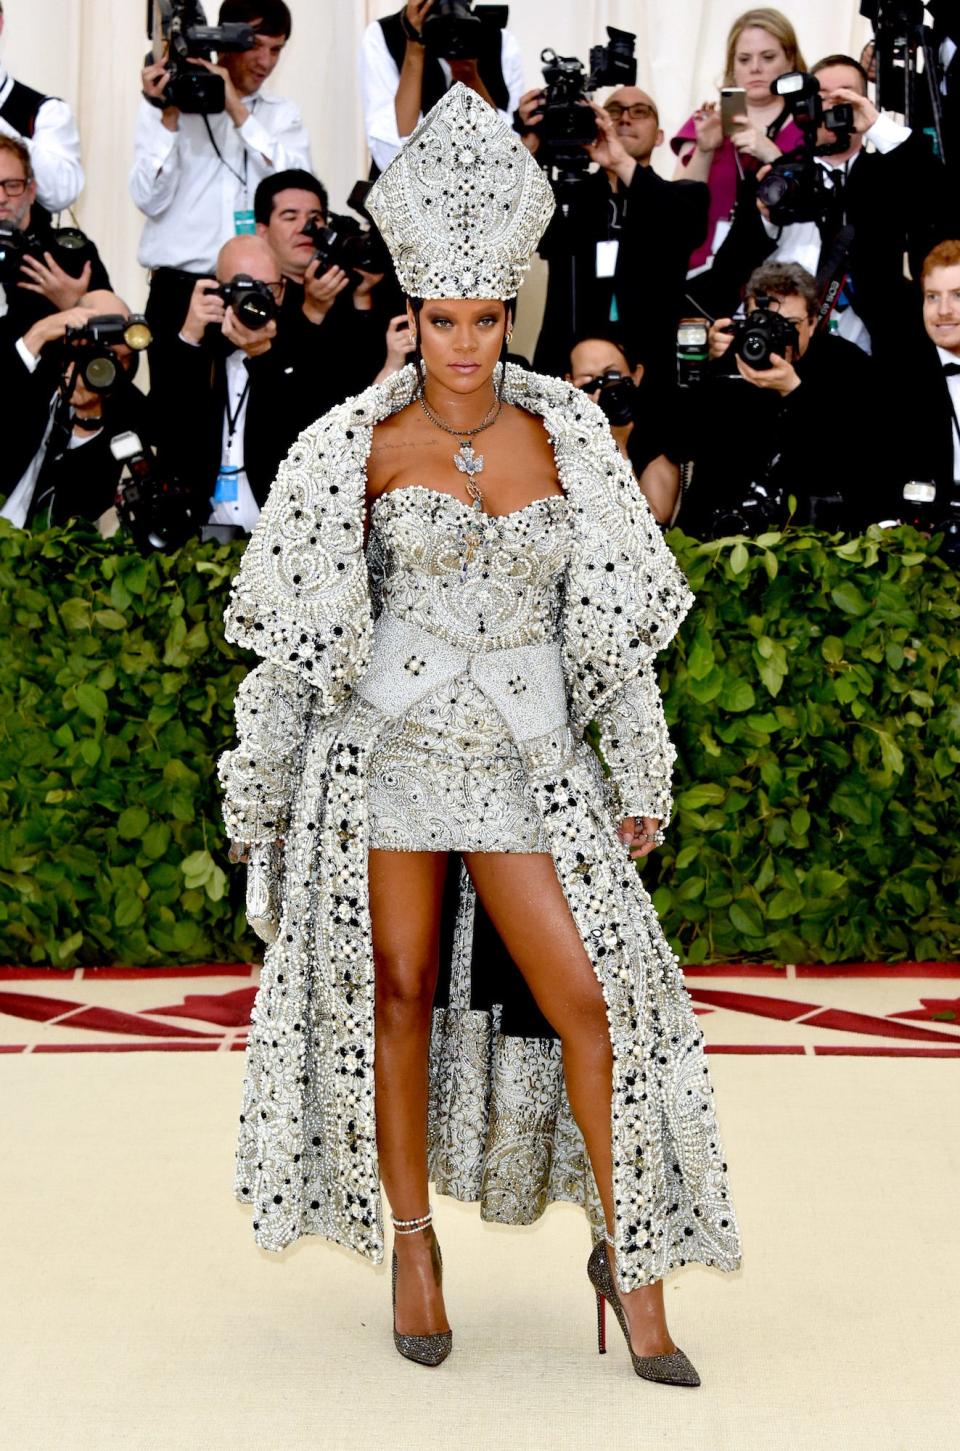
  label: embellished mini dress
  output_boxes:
[361,484,580,853]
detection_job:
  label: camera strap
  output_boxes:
[224,376,251,443]
[814,223,854,334]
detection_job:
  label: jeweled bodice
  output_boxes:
[366,486,571,650]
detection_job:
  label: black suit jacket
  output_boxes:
[534,164,709,384]
[694,131,958,366]
[886,316,958,497]
[153,289,386,515]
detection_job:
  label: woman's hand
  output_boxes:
[618,816,663,860]
[731,120,782,164]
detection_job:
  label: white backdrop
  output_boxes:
[3,0,871,346]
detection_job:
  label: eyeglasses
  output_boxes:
[0,178,29,197]
[604,103,657,123]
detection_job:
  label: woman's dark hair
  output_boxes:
[218,0,292,39]
[406,296,515,390]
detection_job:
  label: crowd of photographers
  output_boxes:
[1,0,959,557]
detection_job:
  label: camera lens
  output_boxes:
[235,292,273,329]
[83,353,118,392]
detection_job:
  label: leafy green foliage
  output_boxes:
[643,526,960,965]
[1,518,957,967]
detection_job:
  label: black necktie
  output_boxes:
[943,363,960,377]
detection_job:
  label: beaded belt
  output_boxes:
[353,609,569,744]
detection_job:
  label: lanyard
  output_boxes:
[203,96,257,193]
[225,375,250,442]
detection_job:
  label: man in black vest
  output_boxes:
[0,135,110,359]
[359,1,524,176]
[0,0,84,212]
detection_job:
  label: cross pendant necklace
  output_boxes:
[416,382,503,580]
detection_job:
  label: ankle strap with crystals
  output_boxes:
[604,1229,616,1248]
[391,1206,433,1236]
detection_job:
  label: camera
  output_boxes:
[709,481,784,537]
[537,27,637,173]
[900,479,960,564]
[754,71,856,226]
[578,370,636,427]
[728,303,800,370]
[62,313,153,394]
[110,430,203,552]
[301,182,392,284]
[147,0,255,115]
[421,2,507,61]
[213,274,279,330]
[0,222,97,285]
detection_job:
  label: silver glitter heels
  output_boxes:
[390,1207,453,1367]
[588,1238,701,1387]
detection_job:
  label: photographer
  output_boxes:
[679,261,892,538]
[566,328,681,524]
[700,54,956,363]
[0,136,110,354]
[254,169,413,397]
[523,88,709,386]
[130,1,311,384]
[0,0,84,212]
[360,1,524,175]
[0,291,152,531]
[152,233,323,536]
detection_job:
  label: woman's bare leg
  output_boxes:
[464,851,676,1357]
[368,848,450,1335]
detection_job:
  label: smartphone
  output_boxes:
[720,87,748,137]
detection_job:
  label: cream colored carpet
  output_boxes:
[1,973,958,1450]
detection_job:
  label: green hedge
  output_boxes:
[0,517,957,968]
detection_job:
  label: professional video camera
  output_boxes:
[62,313,153,394]
[860,1,948,155]
[754,71,856,226]
[146,0,255,115]
[577,370,636,427]
[728,302,801,370]
[0,222,98,285]
[536,27,637,177]
[212,274,279,330]
[301,181,392,284]
[111,430,203,553]
[421,2,507,61]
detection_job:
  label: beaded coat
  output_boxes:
[219,361,741,1290]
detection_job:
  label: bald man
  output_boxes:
[519,82,710,388]
[1,287,152,529]
[153,231,319,535]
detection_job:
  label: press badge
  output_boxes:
[595,240,619,277]
[233,208,256,235]
[213,465,240,503]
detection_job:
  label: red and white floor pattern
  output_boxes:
[2,962,958,1056]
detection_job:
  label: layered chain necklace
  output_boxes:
[417,380,503,579]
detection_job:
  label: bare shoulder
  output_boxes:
[367,402,429,495]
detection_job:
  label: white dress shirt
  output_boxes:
[130,91,312,273]
[0,64,84,213]
[937,345,960,484]
[359,21,524,175]
[761,113,912,355]
[208,348,260,531]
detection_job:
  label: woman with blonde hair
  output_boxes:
[672,8,808,270]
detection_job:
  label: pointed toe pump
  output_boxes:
[588,1238,701,1387]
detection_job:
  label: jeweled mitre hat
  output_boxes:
[365,82,555,300]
